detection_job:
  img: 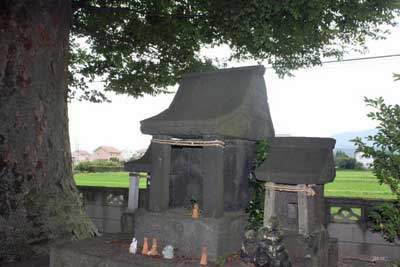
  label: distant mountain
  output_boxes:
[331,129,377,157]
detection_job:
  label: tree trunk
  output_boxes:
[0,1,96,263]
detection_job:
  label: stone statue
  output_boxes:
[240,229,257,263]
[241,218,291,267]
[256,223,291,267]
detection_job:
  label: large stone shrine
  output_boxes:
[49,65,342,266]
[255,137,338,267]
[125,65,275,260]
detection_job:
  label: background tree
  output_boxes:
[334,150,364,170]
[1,0,399,263]
[353,97,400,241]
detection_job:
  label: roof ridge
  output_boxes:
[182,65,265,78]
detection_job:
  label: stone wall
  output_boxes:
[77,186,400,261]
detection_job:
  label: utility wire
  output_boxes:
[320,53,400,64]
[264,53,400,69]
[87,53,400,83]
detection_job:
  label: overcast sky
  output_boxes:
[68,22,400,153]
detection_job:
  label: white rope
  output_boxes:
[152,138,225,148]
[265,182,316,196]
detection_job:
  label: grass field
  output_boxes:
[74,170,396,200]
[74,172,147,188]
[325,170,395,199]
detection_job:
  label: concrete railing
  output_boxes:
[326,197,400,261]
[77,186,399,260]
[78,186,147,233]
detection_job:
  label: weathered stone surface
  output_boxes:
[255,137,336,185]
[134,208,247,261]
[140,65,275,140]
[125,139,256,214]
[222,139,256,211]
[281,231,337,267]
[148,139,171,212]
[51,237,243,267]
[50,237,250,267]
[261,189,323,234]
[202,144,224,218]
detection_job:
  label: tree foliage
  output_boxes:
[353,97,400,241]
[247,140,269,230]
[74,160,123,172]
[334,150,364,170]
[69,0,399,100]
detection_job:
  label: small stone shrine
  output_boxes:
[254,137,338,267]
[125,65,275,260]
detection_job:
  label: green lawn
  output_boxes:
[74,170,396,200]
[74,172,147,188]
[325,170,395,200]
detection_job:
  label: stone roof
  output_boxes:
[140,65,275,141]
[255,137,336,185]
[124,144,152,173]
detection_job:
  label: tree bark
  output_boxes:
[0,0,96,263]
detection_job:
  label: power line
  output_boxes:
[86,53,400,83]
[264,53,400,69]
[320,53,400,64]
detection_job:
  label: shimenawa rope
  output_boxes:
[152,138,225,148]
[265,182,316,196]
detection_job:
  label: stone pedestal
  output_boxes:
[282,232,337,267]
[134,208,247,261]
[50,237,250,267]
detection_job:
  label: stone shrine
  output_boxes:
[125,65,275,260]
[255,137,338,267]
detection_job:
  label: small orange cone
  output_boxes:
[150,238,158,256]
[200,246,208,265]
[141,237,149,255]
[192,203,200,219]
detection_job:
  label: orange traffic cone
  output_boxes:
[200,246,208,265]
[141,237,149,255]
[192,203,200,219]
[150,238,158,256]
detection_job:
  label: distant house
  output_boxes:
[91,146,123,161]
[72,150,91,164]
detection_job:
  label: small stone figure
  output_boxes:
[256,220,291,267]
[129,237,137,254]
[200,246,208,265]
[241,218,291,267]
[192,203,200,219]
[150,238,158,256]
[162,245,174,259]
[240,229,257,263]
[141,237,149,255]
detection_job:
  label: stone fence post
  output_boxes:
[128,172,141,211]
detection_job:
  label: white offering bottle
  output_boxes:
[129,237,138,254]
[162,245,174,259]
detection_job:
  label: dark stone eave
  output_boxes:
[255,137,336,185]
